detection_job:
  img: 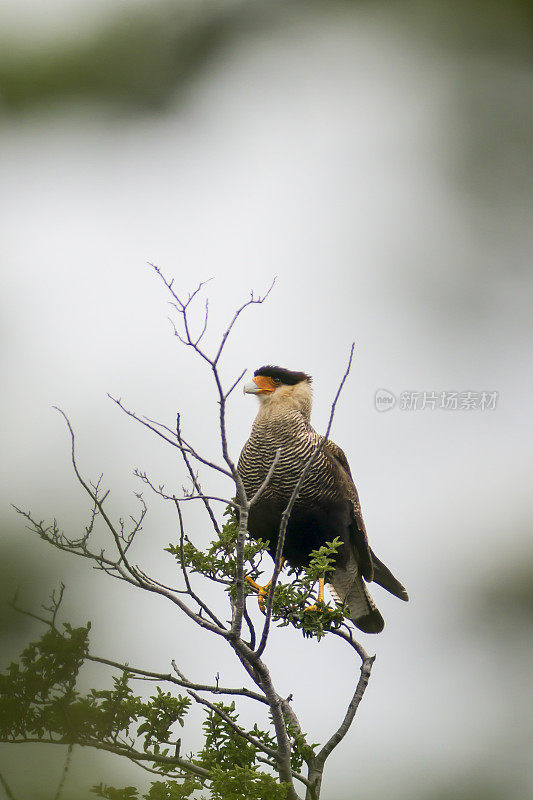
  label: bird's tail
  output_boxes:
[370,549,409,601]
[328,559,384,634]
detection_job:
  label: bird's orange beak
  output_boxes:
[243,375,277,394]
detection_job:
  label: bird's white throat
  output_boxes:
[255,381,313,421]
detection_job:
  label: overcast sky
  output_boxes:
[1,3,532,798]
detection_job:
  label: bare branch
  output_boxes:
[170,660,267,704]
[148,273,280,653]
[50,409,232,638]
[82,652,268,704]
[313,654,375,770]
[212,277,276,366]
[195,297,209,346]
[12,504,140,585]
[174,499,226,629]
[53,407,141,581]
[6,737,211,782]
[175,494,238,507]
[249,448,281,507]
[109,395,179,448]
[53,742,73,800]
[223,368,247,400]
[43,583,65,629]
[149,263,212,310]
[242,601,256,650]
[176,414,221,535]
[280,695,302,735]
[323,342,355,441]
[108,396,233,479]
[0,773,18,800]
[151,268,276,494]
[229,505,249,640]
[15,503,227,642]
[256,756,313,792]
[245,651,297,791]
[134,468,235,509]
[131,565,188,595]
[142,415,179,440]
[331,624,369,662]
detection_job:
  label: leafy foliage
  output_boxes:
[0,622,189,756]
[269,538,346,639]
[199,701,262,772]
[0,621,90,741]
[92,779,201,799]
[166,507,268,584]
[208,767,291,800]
[170,510,347,639]
[2,506,359,799]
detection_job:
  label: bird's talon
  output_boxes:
[245,574,270,615]
[257,588,268,614]
[244,575,262,592]
[304,601,331,613]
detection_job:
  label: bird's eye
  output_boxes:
[272,377,281,385]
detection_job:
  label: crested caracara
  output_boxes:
[238,365,408,633]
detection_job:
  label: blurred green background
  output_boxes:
[1,1,532,798]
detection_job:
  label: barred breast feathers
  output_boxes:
[238,379,340,503]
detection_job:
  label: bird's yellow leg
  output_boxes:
[244,575,272,613]
[305,576,330,612]
[245,559,285,614]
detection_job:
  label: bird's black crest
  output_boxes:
[254,366,312,385]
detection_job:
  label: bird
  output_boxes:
[238,365,408,633]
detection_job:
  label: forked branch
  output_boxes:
[9,278,374,800]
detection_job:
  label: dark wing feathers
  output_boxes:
[324,441,374,582]
[324,441,409,602]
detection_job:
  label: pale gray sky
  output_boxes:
[1,4,532,799]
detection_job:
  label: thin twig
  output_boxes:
[256,756,313,791]
[135,468,235,508]
[331,625,369,661]
[249,448,281,507]
[242,601,256,650]
[175,499,226,628]
[313,654,375,769]
[224,369,247,400]
[109,396,233,479]
[149,270,278,657]
[53,742,73,800]
[53,408,140,579]
[0,773,18,800]
[83,653,268,703]
[186,690,278,759]
[176,414,221,535]
[52,410,229,638]
[7,737,211,781]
